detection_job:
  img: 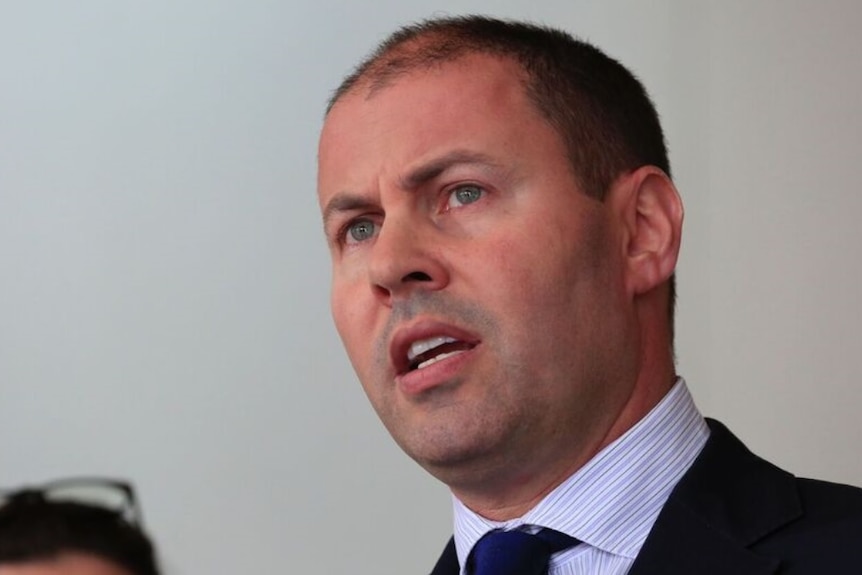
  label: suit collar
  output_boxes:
[628,419,801,575]
[430,538,458,575]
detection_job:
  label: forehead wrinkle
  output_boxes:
[399,150,506,190]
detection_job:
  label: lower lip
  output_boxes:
[395,345,478,396]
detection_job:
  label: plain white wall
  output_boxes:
[1,1,860,573]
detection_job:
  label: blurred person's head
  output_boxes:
[0,479,160,575]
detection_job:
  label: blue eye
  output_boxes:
[345,219,377,244]
[447,185,484,208]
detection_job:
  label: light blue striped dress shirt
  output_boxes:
[452,378,709,575]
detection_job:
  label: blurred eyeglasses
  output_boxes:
[0,477,144,527]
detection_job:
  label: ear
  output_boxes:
[609,166,683,296]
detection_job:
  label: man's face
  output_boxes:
[0,553,133,575]
[318,55,637,491]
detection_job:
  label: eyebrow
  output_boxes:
[321,194,377,230]
[321,149,503,229]
[399,149,502,189]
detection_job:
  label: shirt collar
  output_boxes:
[452,378,709,569]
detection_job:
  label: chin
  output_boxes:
[398,426,513,484]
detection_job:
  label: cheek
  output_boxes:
[482,235,570,304]
[331,282,367,360]
[479,228,612,349]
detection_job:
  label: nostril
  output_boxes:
[403,271,433,282]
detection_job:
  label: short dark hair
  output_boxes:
[327,15,676,336]
[328,15,670,199]
[0,495,160,575]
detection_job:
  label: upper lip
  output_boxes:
[389,319,480,375]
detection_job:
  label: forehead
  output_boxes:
[317,54,560,197]
[333,51,531,115]
[0,553,132,575]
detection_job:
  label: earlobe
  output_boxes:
[614,167,683,296]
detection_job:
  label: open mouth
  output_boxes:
[406,336,476,372]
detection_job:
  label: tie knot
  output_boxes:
[467,528,579,575]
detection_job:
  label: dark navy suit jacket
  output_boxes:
[430,419,862,574]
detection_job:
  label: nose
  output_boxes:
[368,217,449,306]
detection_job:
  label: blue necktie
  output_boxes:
[467,528,580,575]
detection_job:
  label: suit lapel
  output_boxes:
[627,496,780,575]
[629,419,801,575]
[430,537,459,575]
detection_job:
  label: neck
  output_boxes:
[450,302,676,521]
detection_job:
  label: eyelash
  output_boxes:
[445,183,486,210]
[338,217,378,246]
[335,183,489,247]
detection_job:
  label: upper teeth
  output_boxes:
[407,336,457,363]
